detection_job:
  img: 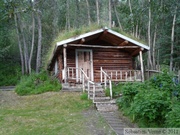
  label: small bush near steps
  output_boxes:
[15,71,62,96]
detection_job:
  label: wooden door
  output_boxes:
[76,50,93,81]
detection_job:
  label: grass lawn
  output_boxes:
[0,91,114,135]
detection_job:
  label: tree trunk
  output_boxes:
[14,12,24,75]
[18,13,29,74]
[75,0,80,28]
[52,0,59,35]
[28,3,35,74]
[170,6,177,72]
[152,24,157,69]
[108,0,112,28]
[96,0,100,25]
[148,0,153,69]
[128,0,134,34]
[113,2,123,31]
[86,0,91,25]
[66,0,70,30]
[36,10,42,73]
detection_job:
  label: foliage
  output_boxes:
[15,71,61,95]
[130,89,171,126]
[116,82,146,108]
[165,101,180,127]
[0,61,21,86]
[80,92,88,100]
[116,72,180,127]
[105,83,124,98]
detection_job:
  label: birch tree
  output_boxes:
[170,6,177,72]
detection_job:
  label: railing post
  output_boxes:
[100,67,102,83]
[93,84,95,103]
[88,81,90,99]
[109,80,112,99]
[125,72,127,81]
[80,69,82,83]
[82,73,85,92]
[104,74,107,89]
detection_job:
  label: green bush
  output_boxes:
[80,92,88,100]
[105,83,124,98]
[0,62,21,86]
[115,72,180,127]
[116,82,145,108]
[165,101,180,127]
[130,89,171,126]
[15,71,62,95]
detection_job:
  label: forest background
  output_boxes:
[0,0,179,86]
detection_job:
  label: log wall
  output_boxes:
[59,47,133,82]
[93,48,133,82]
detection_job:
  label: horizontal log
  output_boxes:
[68,44,139,49]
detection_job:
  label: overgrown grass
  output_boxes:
[0,61,21,86]
[15,71,61,96]
[0,92,93,135]
[44,24,102,68]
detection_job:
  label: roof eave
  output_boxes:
[107,29,149,51]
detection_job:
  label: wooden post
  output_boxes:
[100,67,102,83]
[139,49,144,82]
[63,44,67,83]
[82,73,85,92]
[109,80,112,99]
[104,74,107,89]
[88,81,90,99]
[93,84,95,103]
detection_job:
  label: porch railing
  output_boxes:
[100,67,113,99]
[67,67,96,101]
[101,68,142,82]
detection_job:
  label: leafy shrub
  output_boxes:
[130,89,171,125]
[15,71,62,95]
[0,62,21,86]
[80,92,88,100]
[165,101,180,127]
[115,72,180,127]
[116,82,145,108]
[148,72,175,92]
[105,83,124,98]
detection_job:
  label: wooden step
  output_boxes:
[90,96,110,101]
[96,104,118,112]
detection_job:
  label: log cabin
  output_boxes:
[48,27,149,93]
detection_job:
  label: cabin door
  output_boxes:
[76,49,93,82]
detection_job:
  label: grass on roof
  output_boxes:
[44,24,147,69]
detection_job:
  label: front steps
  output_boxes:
[62,82,118,112]
[88,83,118,112]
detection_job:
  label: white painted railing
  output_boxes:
[101,68,142,82]
[100,67,113,99]
[67,67,96,101]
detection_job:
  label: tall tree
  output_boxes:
[86,0,91,25]
[170,6,177,71]
[28,1,35,74]
[36,6,42,73]
[96,0,100,25]
[147,0,153,69]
